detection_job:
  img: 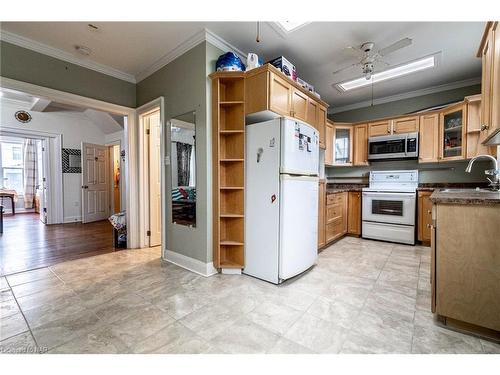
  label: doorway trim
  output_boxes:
[0,77,140,248]
[136,97,166,249]
[0,126,63,224]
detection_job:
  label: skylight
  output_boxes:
[274,21,309,33]
[336,55,437,92]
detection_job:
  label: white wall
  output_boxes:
[1,101,113,222]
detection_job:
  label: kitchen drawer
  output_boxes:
[326,202,342,222]
[326,217,344,242]
[326,193,344,205]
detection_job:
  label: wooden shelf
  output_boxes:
[220,130,244,134]
[220,214,244,218]
[212,72,245,270]
[220,240,244,246]
[220,101,245,106]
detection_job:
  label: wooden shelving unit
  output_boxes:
[210,71,245,270]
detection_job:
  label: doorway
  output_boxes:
[109,144,122,214]
[140,108,162,248]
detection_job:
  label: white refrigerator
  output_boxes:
[244,117,319,284]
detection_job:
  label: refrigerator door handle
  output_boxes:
[257,147,263,163]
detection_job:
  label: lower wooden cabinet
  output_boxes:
[417,191,433,244]
[325,192,347,243]
[347,191,361,236]
[318,181,326,248]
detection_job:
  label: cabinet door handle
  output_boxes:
[480,124,489,131]
[427,210,432,214]
[427,224,431,228]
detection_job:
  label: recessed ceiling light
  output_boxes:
[336,55,438,92]
[74,45,92,56]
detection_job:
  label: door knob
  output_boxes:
[82,185,88,189]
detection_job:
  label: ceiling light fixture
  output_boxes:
[336,55,438,92]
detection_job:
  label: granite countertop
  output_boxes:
[417,182,490,191]
[430,188,500,205]
[326,184,367,195]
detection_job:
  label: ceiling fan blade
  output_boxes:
[378,37,412,56]
[332,62,361,76]
[345,45,366,58]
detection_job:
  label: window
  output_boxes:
[0,141,25,194]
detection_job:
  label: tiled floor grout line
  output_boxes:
[3,277,40,352]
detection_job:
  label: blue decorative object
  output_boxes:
[215,52,245,72]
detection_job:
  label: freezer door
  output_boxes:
[279,175,319,281]
[243,119,281,284]
[280,118,319,176]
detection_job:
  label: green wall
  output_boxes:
[0,41,136,107]
[136,41,224,264]
[330,84,481,123]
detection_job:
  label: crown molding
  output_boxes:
[328,77,482,114]
[0,30,137,84]
[1,28,247,86]
[135,28,247,83]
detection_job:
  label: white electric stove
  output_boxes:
[362,170,419,245]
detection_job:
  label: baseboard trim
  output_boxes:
[163,250,218,277]
[63,216,82,223]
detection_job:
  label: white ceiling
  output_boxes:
[0,22,485,110]
[0,88,124,134]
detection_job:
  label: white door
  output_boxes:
[148,111,162,247]
[279,175,319,281]
[280,118,319,176]
[82,142,109,223]
[38,139,48,224]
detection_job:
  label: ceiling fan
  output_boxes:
[333,38,413,80]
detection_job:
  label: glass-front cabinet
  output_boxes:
[332,125,353,165]
[439,103,466,161]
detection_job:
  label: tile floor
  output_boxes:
[1,237,499,354]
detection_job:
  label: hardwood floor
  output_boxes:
[0,213,116,276]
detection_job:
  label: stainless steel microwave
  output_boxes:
[368,132,418,161]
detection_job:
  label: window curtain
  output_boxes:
[23,139,38,209]
[176,142,192,187]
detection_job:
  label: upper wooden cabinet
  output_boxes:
[306,99,318,129]
[465,95,497,158]
[317,106,327,149]
[325,121,334,166]
[478,22,500,142]
[439,102,467,161]
[368,116,419,137]
[353,123,369,166]
[419,113,440,163]
[332,124,353,166]
[392,116,419,134]
[368,120,391,137]
[291,87,308,122]
[245,64,329,149]
[269,72,292,116]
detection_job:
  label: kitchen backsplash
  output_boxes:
[326,159,492,184]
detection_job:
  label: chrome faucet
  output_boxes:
[465,154,500,191]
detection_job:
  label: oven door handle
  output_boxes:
[362,192,416,198]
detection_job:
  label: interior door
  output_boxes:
[82,142,109,223]
[148,111,162,247]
